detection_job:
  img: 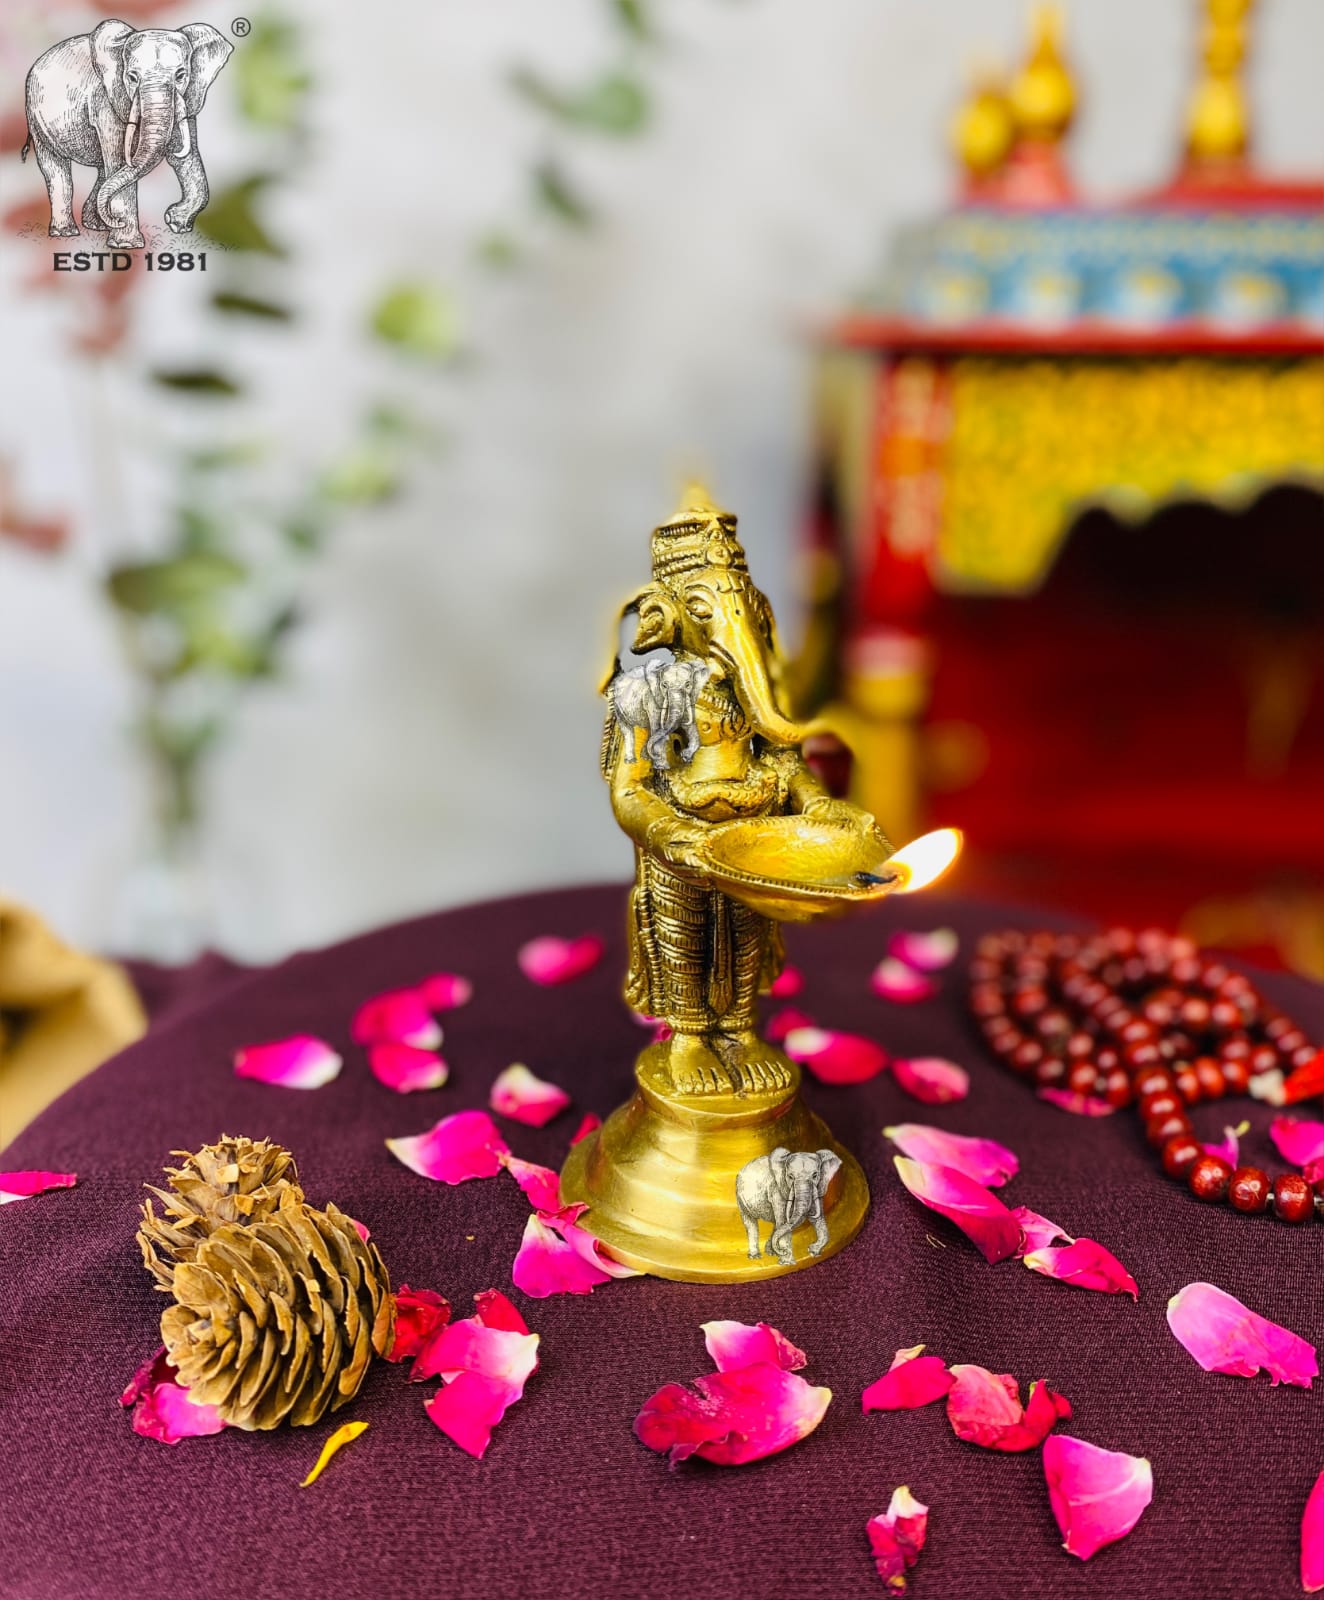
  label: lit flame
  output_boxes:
[886,827,963,894]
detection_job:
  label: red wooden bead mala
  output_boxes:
[968,926,1324,1222]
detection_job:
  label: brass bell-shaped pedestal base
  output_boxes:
[558,1041,870,1283]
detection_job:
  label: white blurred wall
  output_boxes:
[2,0,1322,959]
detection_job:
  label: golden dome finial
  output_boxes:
[952,59,1015,179]
[1009,4,1077,144]
[1185,0,1255,164]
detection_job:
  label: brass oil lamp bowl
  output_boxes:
[559,486,962,1281]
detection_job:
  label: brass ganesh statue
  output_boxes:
[600,489,886,1099]
[560,487,956,1282]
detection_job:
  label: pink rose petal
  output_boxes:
[418,1293,540,1458]
[511,1204,639,1297]
[570,1113,601,1146]
[474,1289,529,1333]
[1022,1238,1139,1299]
[349,1217,370,1241]
[489,1063,571,1127]
[233,1034,342,1089]
[368,1041,449,1093]
[0,1170,77,1204]
[766,1006,816,1043]
[784,1026,888,1085]
[415,1313,540,1387]
[769,965,804,997]
[386,1109,510,1183]
[867,1485,929,1591]
[1303,1467,1324,1593]
[1037,1087,1117,1117]
[1013,1206,1074,1255]
[862,1344,954,1412]
[419,971,473,1010]
[891,1057,970,1105]
[423,1372,517,1459]
[634,1362,832,1467]
[701,1320,807,1374]
[386,1285,451,1366]
[502,1154,563,1212]
[1202,1120,1248,1167]
[553,1203,639,1279]
[1166,1281,1317,1387]
[946,1364,1071,1452]
[1043,1434,1154,1560]
[871,957,938,1003]
[893,1156,1023,1262]
[885,1124,1017,1187]
[1306,1157,1324,1185]
[1270,1115,1324,1169]
[517,933,604,986]
[511,1210,608,1299]
[120,1347,228,1444]
[351,987,442,1049]
[887,926,959,972]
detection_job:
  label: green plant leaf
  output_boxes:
[178,506,224,551]
[475,229,521,270]
[211,290,293,320]
[151,368,242,397]
[533,160,594,227]
[512,68,648,134]
[234,16,312,130]
[196,177,285,256]
[320,449,402,506]
[370,282,459,361]
[106,553,246,615]
[611,0,653,41]
[282,513,324,551]
[571,72,649,134]
[184,442,267,472]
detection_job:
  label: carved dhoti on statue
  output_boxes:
[625,859,782,1036]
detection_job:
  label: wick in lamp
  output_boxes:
[559,487,962,1282]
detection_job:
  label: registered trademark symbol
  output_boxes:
[231,17,251,36]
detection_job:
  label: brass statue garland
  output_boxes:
[561,486,954,1282]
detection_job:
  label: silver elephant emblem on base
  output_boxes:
[735,1146,842,1266]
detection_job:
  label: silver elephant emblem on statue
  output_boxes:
[609,653,713,771]
[736,1147,842,1266]
[23,19,233,250]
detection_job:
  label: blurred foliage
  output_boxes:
[370,283,460,362]
[195,176,285,255]
[151,368,243,396]
[8,0,682,869]
[232,16,313,131]
[211,290,293,321]
[533,160,595,228]
[511,68,649,135]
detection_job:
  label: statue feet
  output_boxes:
[656,1030,797,1099]
[714,1030,794,1095]
[667,1033,732,1096]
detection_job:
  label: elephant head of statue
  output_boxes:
[604,487,813,749]
[93,19,233,226]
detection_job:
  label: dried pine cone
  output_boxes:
[138,1134,302,1291]
[161,1187,393,1430]
[139,1137,394,1430]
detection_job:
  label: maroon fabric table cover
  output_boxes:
[2,885,1321,1600]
